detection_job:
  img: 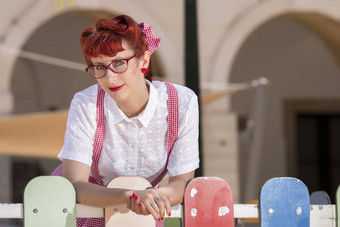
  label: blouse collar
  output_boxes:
[107,80,158,127]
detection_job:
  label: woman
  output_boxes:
[54,14,199,226]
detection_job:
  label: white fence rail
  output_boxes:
[0,203,336,226]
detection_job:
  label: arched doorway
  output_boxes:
[230,13,340,202]
[10,10,165,114]
[10,11,105,114]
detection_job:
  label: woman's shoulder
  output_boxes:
[69,84,98,112]
[72,84,98,102]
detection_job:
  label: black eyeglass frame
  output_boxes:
[85,53,139,79]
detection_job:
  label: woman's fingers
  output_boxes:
[140,190,164,220]
[138,202,149,215]
[144,201,160,220]
[130,193,144,215]
[146,189,164,220]
[163,195,172,218]
[128,190,172,221]
[155,195,165,219]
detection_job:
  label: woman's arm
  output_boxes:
[62,159,132,208]
[129,171,194,220]
[157,171,194,205]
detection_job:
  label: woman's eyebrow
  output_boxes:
[112,55,130,61]
[92,53,132,64]
[92,61,105,65]
[93,59,115,65]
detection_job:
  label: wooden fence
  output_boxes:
[0,176,338,226]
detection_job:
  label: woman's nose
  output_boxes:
[105,67,119,80]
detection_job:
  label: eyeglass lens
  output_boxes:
[88,59,128,78]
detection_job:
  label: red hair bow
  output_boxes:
[138,22,162,54]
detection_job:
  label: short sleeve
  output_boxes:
[167,88,200,176]
[57,92,96,167]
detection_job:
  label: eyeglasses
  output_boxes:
[85,54,138,79]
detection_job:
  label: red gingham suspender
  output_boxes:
[91,82,178,186]
[91,85,106,185]
[151,81,178,187]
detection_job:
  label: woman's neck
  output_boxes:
[118,82,150,118]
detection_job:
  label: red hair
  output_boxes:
[80,15,153,81]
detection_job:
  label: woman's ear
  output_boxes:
[141,51,151,68]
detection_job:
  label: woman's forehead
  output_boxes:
[121,39,133,49]
[90,39,135,63]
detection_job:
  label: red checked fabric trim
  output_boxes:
[90,85,106,185]
[151,81,179,187]
[138,22,162,54]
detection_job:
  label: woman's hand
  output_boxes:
[127,188,172,221]
[127,171,195,220]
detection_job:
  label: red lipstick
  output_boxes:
[109,85,124,92]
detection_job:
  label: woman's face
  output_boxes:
[91,39,150,103]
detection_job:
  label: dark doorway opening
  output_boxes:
[296,113,340,203]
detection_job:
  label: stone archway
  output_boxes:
[208,0,340,86]
[229,12,340,201]
[10,11,102,114]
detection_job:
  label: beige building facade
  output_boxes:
[1,0,340,205]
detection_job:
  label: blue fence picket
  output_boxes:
[260,177,310,227]
[310,191,331,205]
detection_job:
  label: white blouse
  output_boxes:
[58,80,199,186]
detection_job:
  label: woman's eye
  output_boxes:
[95,65,106,70]
[113,60,126,67]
